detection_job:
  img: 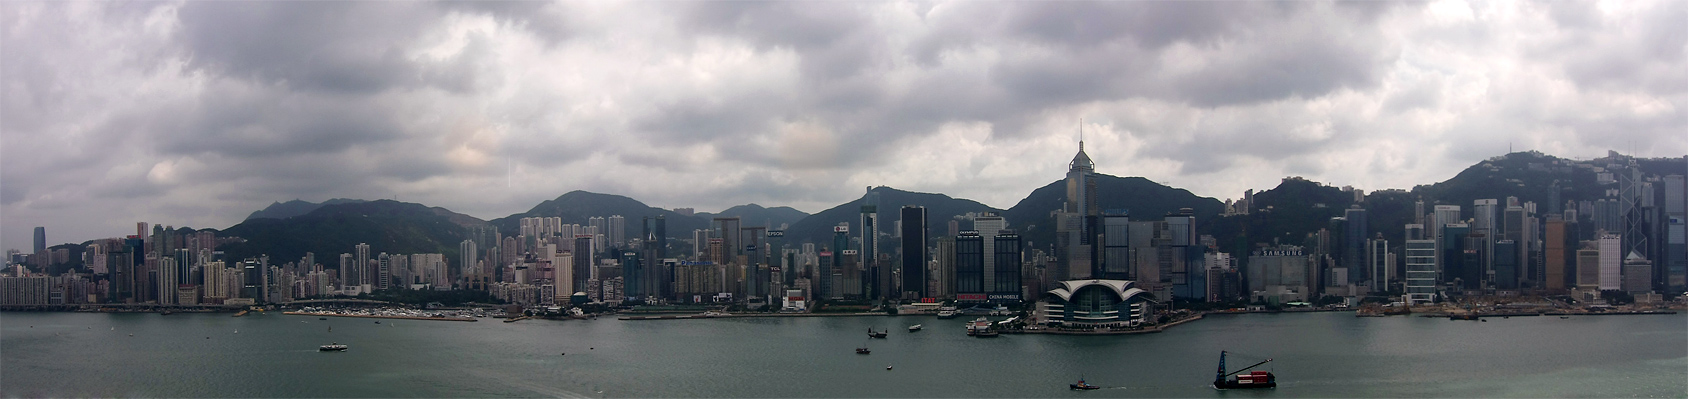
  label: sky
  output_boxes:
[3,0,1685,251]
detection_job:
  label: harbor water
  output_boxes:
[3,311,1684,397]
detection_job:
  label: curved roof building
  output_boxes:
[1041,279,1157,327]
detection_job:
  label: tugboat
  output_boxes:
[1212,351,1275,389]
[908,324,923,332]
[319,342,349,352]
[1069,377,1100,390]
[867,328,888,338]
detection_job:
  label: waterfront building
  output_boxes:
[934,237,955,299]
[1039,279,1154,328]
[1440,223,1471,288]
[1166,210,1202,300]
[1057,139,1099,282]
[1598,235,1621,291]
[1623,253,1652,294]
[1404,239,1436,304]
[1545,217,1570,290]
[991,231,1023,303]
[900,206,927,299]
[1248,245,1313,304]
[955,231,985,302]
[1576,241,1601,290]
[1494,240,1519,290]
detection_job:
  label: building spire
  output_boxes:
[1078,118,1084,151]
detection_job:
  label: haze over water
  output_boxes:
[3,311,1683,398]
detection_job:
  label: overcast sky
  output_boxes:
[3,1,1685,251]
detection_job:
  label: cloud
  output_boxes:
[2,0,1685,251]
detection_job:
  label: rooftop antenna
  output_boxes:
[1078,118,1084,151]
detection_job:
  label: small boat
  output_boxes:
[319,317,327,320]
[1070,378,1100,390]
[319,343,349,352]
[856,347,871,354]
[885,365,892,370]
[1559,316,1570,319]
[374,321,380,324]
[908,324,923,332]
[867,328,888,338]
[967,317,994,336]
[1212,351,1276,390]
[1449,314,1478,321]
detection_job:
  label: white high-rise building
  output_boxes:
[1405,239,1436,305]
[608,215,626,248]
[1598,235,1622,291]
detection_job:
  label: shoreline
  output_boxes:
[620,312,889,320]
[282,311,478,322]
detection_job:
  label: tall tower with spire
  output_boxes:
[1058,124,1100,281]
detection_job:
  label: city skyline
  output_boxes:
[4,1,1686,252]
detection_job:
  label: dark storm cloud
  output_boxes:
[176,2,431,94]
[154,83,406,158]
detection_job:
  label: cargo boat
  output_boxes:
[1212,351,1275,389]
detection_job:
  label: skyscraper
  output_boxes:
[1598,234,1621,291]
[1343,207,1368,285]
[900,206,927,299]
[642,216,667,299]
[1545,217,1571,290]
[859,189,881,299]
[975,213,1005,294]
[1058,139,1099,282]
[606,215,625,248]
[955,231,984,302]
[1100,211,1131,280]
[991,231,1022,302]
[32,227,45,259]
[354,243,370,288]
[1405,239,1436,305]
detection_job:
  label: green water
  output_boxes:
[3,311,1684,397]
